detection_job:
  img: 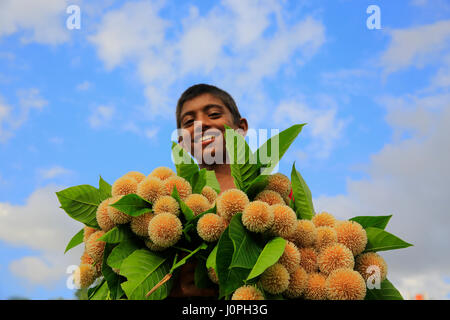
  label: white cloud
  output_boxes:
[88,105,115,129]
[0,185,84,288]
[0,89,47,143]
[75,81,91,91]
[273,96,348,159]
[381,20,450,74]
[0,0,72,44]
[38,166,73,180]
[314,91,450,299]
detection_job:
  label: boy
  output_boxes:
[171,83,249,298]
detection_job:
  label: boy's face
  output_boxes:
[178,93,247,165]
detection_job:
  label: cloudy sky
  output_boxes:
[0,0,449,299]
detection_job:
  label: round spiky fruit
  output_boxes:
[260,263,290,295]
[312,212,336,228]
[137,176,167,203]
[149,167,176,181]
[107,195,132,224]
[86,231,106,263]
[304,273,327,300]
[278,241,301,274]
[80,251,101,276]
[298,247,318,273]
[197,213,226,242]
[335,221,367,256]
[265,173,291,198]
[185,194,211,216]
[315,226,337,252]
[96,198,115,232]
[318,243,354,276]
[164,176,192,200]
[286,220,317,248]
[242,201,274,233]
[74,264,97,289]
[284,266,308,298]
[123,171,146,184]
[355,252,388,282]
[269,204,297,238]
[255,190,285,206]
[83,226,97,243]
[153,195,180,216]
[326,268,366,300]
[232,285,265,300]
[130,213,154,237]
[201,186,218,204]
[148,212,182,248]
[112,176,138,197]
[216,189,249,222]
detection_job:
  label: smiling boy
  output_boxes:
[170,83,249,298]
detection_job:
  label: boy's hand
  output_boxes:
[169,260,218,298]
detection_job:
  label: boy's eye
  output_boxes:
[183,119,194,126]
[209,112,221,117]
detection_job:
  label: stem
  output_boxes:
[145,273,172,298]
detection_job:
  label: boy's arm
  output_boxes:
[169,260,218,298]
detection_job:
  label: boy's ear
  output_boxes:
[238,118,249,137]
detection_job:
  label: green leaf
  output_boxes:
[56,185,104,228]
[64,228,84,254]
[365,278,404,300]
[365,227,413,252]
[99,176,112,197]
[190,169,207,194]
[172,142,199,180]
[256,124,306,175]
[102,243,124,300]
[350,215,392,230]
[205,170,221,194]
[88,279,109,300]
[99,225,134,243]
[195,258,213,289]
[171,243,208,272]
[109,194,152,217]
[120,249,172,300]
[291,162,315,220]
[107,239,141,269]
[224,125,259,191]
[247,237,286,281]
[228,213,263,269]
[206,244,218,271]
[171,186,194,221]
[216,225,250,298]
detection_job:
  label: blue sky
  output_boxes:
[1,0,450,299]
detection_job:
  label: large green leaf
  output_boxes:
[99,176,112,197]
[350,215,392,230]
[291,163,315,220]
[107,239,141,269]
[120,249,172,300]
[109,194,152,217]
[365,278,404,300]
[102,243,124,300]
[246,237,286,281]
[190,169,207,194]
[205,170,221,194]
[206,244,218,271]
[224,125,259,191]
[216,225,249,298]
[64,228,84,254]
[172,142,199,180]
[98,225,134,243]
[256,124,306,175]
[365,227,413,252]
[228,213,263,269]
[88,279,109,300]
[56,185,105,228]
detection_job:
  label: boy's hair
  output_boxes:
[176,84,242,129]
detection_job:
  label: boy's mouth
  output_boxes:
[199,134,215,147]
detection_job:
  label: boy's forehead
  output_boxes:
[181,93,228,115]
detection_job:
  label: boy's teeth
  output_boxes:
[201,135,214,141]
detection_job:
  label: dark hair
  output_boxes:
[176,84,242,129]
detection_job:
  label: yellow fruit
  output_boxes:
[335,221,367,256]
[164,176,192,200]
[149,167,176,181]
[318,243,354,276]
[152,195,180,216]
[326,268,366,300]
[260,263,290,295]
[355,252,388,282]
[130,213,154,237]
[269,204,297,238]
[304,273,327,300]
[242,201,274,233]
[108,195,132,224]
[286,219,317,248]
[148,212,182,248]
[137,176,167,203]
[312,212,336,228]
[284,266,308,298]
[185,194,211,216]
[298,247,318,273]
[216,189,249,222]
[315,226,337,252]
[255,190,285,206]
[96,198,115,232]
[232,285,265,300]
[278,241,301,274]
[111,176,138,197]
